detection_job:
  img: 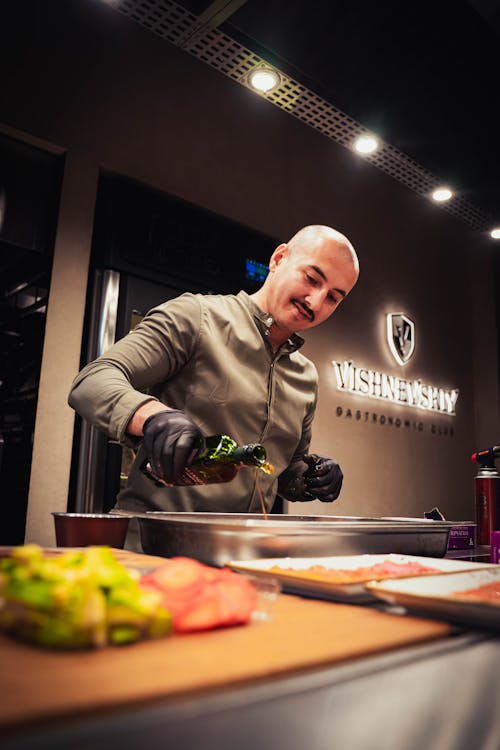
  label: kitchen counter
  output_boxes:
[1,548,499,750]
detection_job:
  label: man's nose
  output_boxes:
[309,287,328,310]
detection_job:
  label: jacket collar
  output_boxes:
[237,290,305,354]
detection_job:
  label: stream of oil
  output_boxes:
[255,461,274,520]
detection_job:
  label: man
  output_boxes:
[68,224,359,525]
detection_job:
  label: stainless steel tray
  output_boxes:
[130,512,454,567]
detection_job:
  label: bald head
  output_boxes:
[287,225,359,276]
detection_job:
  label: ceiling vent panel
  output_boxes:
[112,0,490,232]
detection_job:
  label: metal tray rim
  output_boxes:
[138,512,456,535]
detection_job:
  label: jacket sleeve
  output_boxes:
[68,293,201,446]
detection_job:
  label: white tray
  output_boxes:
[367,567,500,629]
[227,554,494,603]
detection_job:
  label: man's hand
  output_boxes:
[142,410,203,484]
[303,454,343,502]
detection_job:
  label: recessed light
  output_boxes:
[491,228,500,239]
[248,67,280,94]
[353,134,379,155]
[432,187,453,202]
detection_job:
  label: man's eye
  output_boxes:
[306,274,318,285]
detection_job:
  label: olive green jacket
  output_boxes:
[68,291,318,515]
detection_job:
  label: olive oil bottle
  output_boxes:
[143,434,273,486]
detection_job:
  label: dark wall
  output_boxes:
[0,133,63,543]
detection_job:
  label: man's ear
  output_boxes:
[269,243,288,272]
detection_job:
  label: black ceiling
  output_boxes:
[176,0,500,229]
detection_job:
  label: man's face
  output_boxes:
[265,239,358,340]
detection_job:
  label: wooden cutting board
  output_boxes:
[0,548,451,731]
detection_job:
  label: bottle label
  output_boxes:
[177,466,209,485]
[176,465,237,485]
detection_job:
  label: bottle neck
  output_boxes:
[231,444,267,467]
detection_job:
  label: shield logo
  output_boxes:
[386,313,415,365]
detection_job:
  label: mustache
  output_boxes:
[292,299,314,322]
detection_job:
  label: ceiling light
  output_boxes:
[432,187,453,202]
[491,228,500,239]
[353,134,379,155]
[248,67,280,94]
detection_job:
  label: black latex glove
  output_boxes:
[142,410,203,484]
[303,453,343,502]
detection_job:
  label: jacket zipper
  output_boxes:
[259,355,277,443]
[248,355,278,513]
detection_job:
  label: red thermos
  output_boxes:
[472,446,500,546]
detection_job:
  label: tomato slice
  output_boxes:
[150,557,205,590]
[207,570,252,623]
[140,558,257,632]
[174,588,221,632]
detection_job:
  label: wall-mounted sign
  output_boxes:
[331,311,459,416]
[387,312,414,365]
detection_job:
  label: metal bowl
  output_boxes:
[52,513,133,548]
